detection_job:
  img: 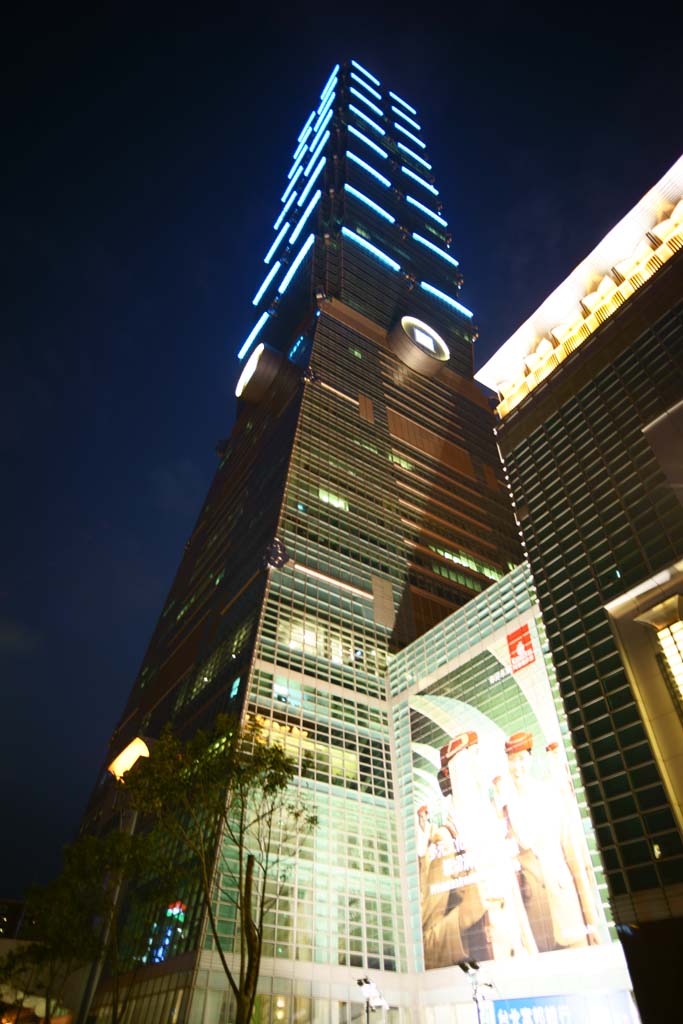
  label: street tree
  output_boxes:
[0,832,171,1024]
[124,714,317,1024]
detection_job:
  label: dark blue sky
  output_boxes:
[2,5,682,897]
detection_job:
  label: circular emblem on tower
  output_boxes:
[387,316,450,377]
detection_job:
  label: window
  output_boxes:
[319,488,349,511]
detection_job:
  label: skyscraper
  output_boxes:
[476,155,683,1021]
[84,60,635,1024]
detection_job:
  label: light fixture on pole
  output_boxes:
[357,976,388,1024]
[458,961,494,1024]
[76,736,152,1024]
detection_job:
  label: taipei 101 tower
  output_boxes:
[85,59,524,1023]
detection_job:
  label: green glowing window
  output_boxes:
[389,453,413,471]
[319,488,349,511]
[429,544,503,582]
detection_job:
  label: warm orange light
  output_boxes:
[476,159,683,418]
[108,737,150,781]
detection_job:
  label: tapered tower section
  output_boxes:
[87,60,521,1023]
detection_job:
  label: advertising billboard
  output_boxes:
[411,616,609,968]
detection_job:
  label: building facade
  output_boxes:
[86,61,636,1024]
[476,156,683,1020]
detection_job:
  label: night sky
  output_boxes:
[2,5,682,899]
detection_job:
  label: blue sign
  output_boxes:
[493,990,638,1024]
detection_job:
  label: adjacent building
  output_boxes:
[84,60,641,1024]
[476,155,683,1020]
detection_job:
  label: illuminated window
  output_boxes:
[658,620,683,699]
[319,488,349,511]
[388,453,413,470]
[428,545,503,582]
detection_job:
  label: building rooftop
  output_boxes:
[475,154,683,416]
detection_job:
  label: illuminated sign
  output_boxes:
[401,316,449,361]
[409,624,608,969]
[235,343,264,397]
[493,990,638,1023]
[507,624,536,672]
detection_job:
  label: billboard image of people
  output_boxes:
[410,617,609,968]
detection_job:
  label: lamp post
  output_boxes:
[458,961,494,1024]
[356,976,388,1024]
[75,737,151,1024]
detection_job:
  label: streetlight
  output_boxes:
[76,736,151,1024]
[458,961,494,1024]
[356,977,388,1024]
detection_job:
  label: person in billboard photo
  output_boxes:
[418,731,537,968]
[412,637,608,969]
[502,731,602,951]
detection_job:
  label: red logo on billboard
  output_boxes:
[507,624,535,672]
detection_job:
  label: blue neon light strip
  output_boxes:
[397,141,432,170]
[346,151,391,187]
[350,60,380,87]
[342,227,400,271]
[412,233,459,267]
[401,166,439,195]
[347,125,387,159]
[420,281,473,318]
[349,104,385,136]
[318,77,337,114]
[238,311,270,360]
[264,221,290,264]
[298,111,315,143]
[292,133,309,163]
[274,191,297,230]
[281,165,303,203]
[389,90,417,116]
[315,90,335,130]
[304,130,330,176]
[350,72,382,101]
[252,260,281,306]
[312,105,333,141]
[287,146,308,181]
[290,190,321,244]
[319,64,340,103]
[349,87,383,118]
[391,105,421,131]
[297,157,325,207]
[394,121,426,149]
[406,195,448,227]
[278,233,315,295]
[344,184,395,223]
